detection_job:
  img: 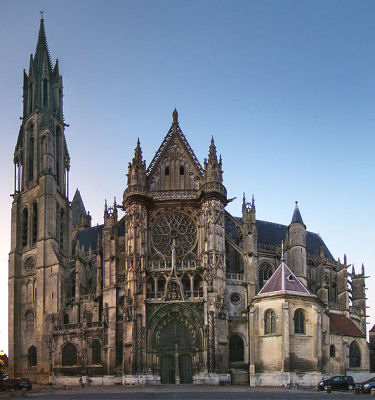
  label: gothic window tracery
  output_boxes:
[264,309,276,334]
[152,212,197,258]
[259,263,273,289]
[349,341,361,368]
[25,309,34,332]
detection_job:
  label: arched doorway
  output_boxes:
[149,304,203,384]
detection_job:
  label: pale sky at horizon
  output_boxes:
[0,0,374,354]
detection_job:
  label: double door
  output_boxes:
[160,354,192,384]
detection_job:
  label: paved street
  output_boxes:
[0,386,371,400]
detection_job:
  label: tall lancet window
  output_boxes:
[29,83,33,114]
[32,202,38,245]
[56,127,61,183]
[22,208,28,247]
[28,136,34,182]
[43,78,48,107]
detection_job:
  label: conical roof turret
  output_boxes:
[290,201,304,225]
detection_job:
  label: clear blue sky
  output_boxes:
[0,0,374,352]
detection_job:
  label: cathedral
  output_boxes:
[8,18,369,386]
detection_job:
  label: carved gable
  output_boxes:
[146,112,203,192]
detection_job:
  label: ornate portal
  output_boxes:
[152,212,197,257]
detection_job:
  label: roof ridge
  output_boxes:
[146,111,203,177]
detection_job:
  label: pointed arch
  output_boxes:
[62,343,77,366]
[294,308,305,334]
[22,207,29,247]
[28,346,37,367]
[349,341,361,368]
[25,309,34,332]
[259,263,273,289]
[264,309,276,334]
[229,334,244,362]
[32,202,38,245]
[91,339,101,365]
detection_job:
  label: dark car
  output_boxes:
[0,378,20,390]
[0,378,32,391]
[357,377,375,393]
[18,378,32,390]
[317,375,355,391]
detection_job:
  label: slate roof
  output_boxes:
[291,202,304,225]
[71,189,87,227]
[73,225,103,253]
[370,325,375,333]
[258,262,311,296]
[255,220,334,260]
[328,312,365,337]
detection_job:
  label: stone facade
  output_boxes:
[8,19,369,386]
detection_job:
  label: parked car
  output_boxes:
[317,375,355,391]
[18,378,32,390]
[0,378,32,391]
[357,377,375,393]
[0,378,20,390]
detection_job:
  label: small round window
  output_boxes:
[230,293,241,305]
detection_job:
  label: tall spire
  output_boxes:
[34,15,52,70]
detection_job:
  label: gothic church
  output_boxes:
[9,18,369,386]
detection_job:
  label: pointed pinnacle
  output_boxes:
[35,16,52,68]
[208,136,218,164]
[173,108,178,123]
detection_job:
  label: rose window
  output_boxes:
[152,213,197,257]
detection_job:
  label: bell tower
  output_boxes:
[9,17,71,381]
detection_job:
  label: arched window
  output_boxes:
[349,341,361,368]
[22,208,28,247]
[193,275,203,297]
[165,166,169,176]
[56,126,61,183]
[259,263,272,288]
[264,309,276,334]
[91,340,101,365]
[146,278,155,298]
[25,309,34,332]
[43,78,48,107]
[28,136,34,182]
[116,340,123,366]
[63,313,69,325]
[59,209,64,249]
[32,203,38,245]
[28,83,33,114]
[330,344,336,358]
[229,334,244,362]
[85,312,92,325]
[294,309,305,334]
[62,343,77,366]
[157,277,166,297]
[182,275,191,297]
[28,346,37,367]
[180,166,184,175]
